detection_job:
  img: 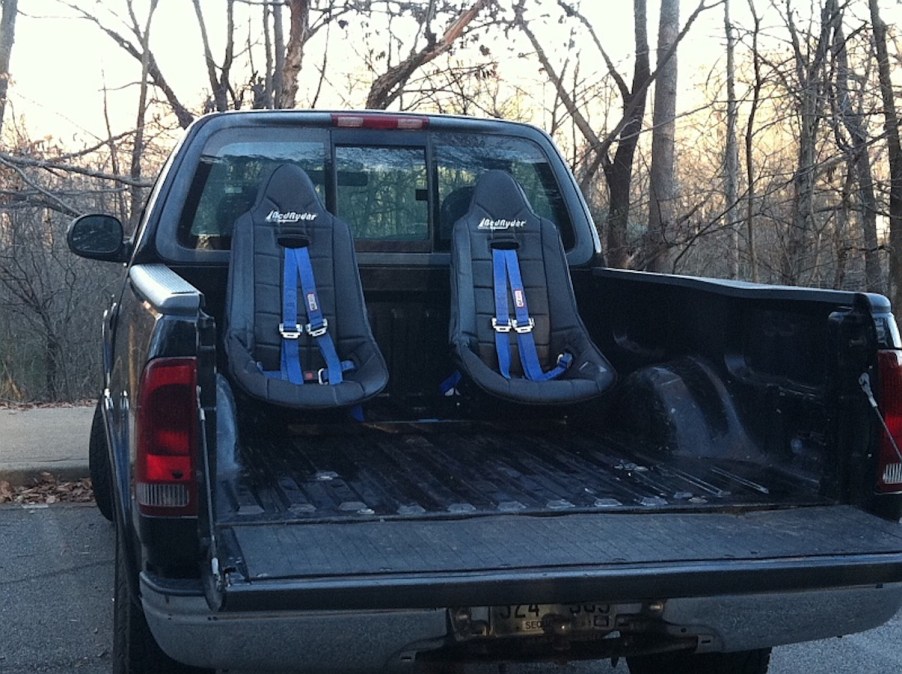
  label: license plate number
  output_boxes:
[491,603,611,636]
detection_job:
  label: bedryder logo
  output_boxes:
[265,210,317,223]
[477,217,526,231]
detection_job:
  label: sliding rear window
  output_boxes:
[334,144,430,252]
[175,126,573,254]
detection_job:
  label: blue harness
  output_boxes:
[491,247,572,381]
[267,245,353,385]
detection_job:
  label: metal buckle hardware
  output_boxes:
[317,367,327,385]
[305,318,329,338]
[279,323,303,339]
[491,317,512,333]
[512,317,535,334]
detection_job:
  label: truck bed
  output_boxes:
[216,419,826,524]
[209,419,902,610]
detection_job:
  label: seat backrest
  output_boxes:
[224,164,388,408]
[439,185,475,241]
[449,170,615,404]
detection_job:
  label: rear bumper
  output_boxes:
[141,574,447,673]
[141,574,902,672]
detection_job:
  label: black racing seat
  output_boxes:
[224,164,388,408]
[449,170,615,404]
[440,185,475,242]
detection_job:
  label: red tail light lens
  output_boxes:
[136,357,198,516]
[876,350,902,494]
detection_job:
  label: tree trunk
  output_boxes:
[0,0,16,137]
[833,8,881,292]
[780,2,833,286]
[128,0,157,233]
[261,1,274,109]
[645,0,680,273]
[869,0,902,313]
[744,0,761,282]
[604,0,649,269]
[724,0,740,278]
[277,0,309,109]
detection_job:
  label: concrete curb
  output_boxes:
[0,406,94,486]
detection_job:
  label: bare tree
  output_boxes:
[365,0,495,110]
[278,0,309,108]
[193,0,236,112]
[0,133,136,401]
[644,0,681,272]
[724,0,740,278]
[830,4,881,292]
[128,0,158,231]
[869,0,902,313]
[778,0,835,285]
[0,0,17,137]
[515,0,711,269]
[743,0,762,282]
[550,0,651,269]
[62,1,195,128]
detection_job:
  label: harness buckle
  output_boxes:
[305,318,329,338]
[279,323,303,339]
[317,367,327,385]
[491,317,512,333]
[512,317,535,334]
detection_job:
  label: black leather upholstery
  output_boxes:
[449,170,615,403]
[224,164,388,408]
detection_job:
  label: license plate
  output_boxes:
[490,603,611,637]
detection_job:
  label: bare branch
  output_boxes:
[366,0,494,110]
[0,151,154,188]
[60,1,194,128]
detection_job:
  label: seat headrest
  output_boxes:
[468,170,536,239]
[252,164,326,247]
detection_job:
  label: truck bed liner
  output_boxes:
[227,505,902,580]
[212,422,902,602]
[210,504,902,613]
[218,420,825,524]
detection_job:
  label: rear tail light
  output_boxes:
[136,357,198,516]
[876,350,902,493]
[331,113,428,130]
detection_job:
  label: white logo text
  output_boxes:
[265,210,317,223]
[477,217,525,231]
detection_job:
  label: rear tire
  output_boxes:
[627,647,771,674]
[89,400,114,522]
[113,523,210,673]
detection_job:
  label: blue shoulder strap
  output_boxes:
[492,249,513,379]
[274,246,349,385]
[491,247,572,381]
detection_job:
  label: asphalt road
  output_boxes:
[1,504,901,674]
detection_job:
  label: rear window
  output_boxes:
[176,126,573,253]
[434,133,574,249]
[335,145,429,242]
[177,128,327,250]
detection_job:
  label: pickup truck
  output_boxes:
[68,109,902,674]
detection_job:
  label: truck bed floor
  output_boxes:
[217,420,825,524]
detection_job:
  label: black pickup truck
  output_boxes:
[69,110,902,674]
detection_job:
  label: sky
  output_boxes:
[5,1,902,148]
